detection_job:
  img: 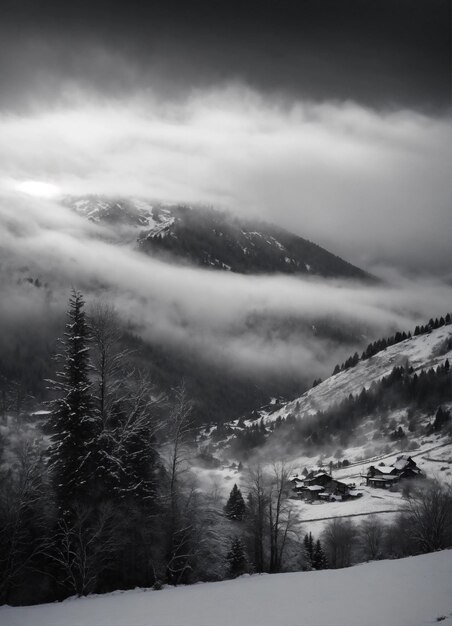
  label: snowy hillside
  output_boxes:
[63,196,176,238]
[2,550,451,626]
[251,324,452,426]
[196,323,452,532]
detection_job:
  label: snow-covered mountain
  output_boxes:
[63,196,176,240]
[64,196,374,281]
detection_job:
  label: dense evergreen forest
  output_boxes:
[332,313,452,376]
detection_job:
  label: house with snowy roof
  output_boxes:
[365,455,423,489]
[292,471,361,502]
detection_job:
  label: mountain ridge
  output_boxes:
[63,195,375,281]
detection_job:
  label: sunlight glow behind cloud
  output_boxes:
[15,180,60,198]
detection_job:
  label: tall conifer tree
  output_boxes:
[48,290,100,513]
[226,536,248,578]
[312,538,327,570]
[224,484,246,521]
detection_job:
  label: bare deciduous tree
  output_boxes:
[0,443,49,603]
[46,502,125,597]
[245,461,300,573]
[89,301,132,424]
[359,514,385,561]
[268,461,299,573]
[404,479,452,553]
[322,517,357,568]
[160,382,198,584]
[246,464,268,573]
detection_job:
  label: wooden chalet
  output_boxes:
[365,455,423,489]
[291,471,361,502]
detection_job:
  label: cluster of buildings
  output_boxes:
[291,455,423,502]
[363,455,423,489]
[291,471,362,502]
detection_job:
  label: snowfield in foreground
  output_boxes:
[2,550,452,626]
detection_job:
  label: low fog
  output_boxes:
[1,188,451,384]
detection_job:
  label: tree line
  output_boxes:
[332,313,451,376]
[319,479,452,568]
[223,477,452,573]
[230,359,452,457]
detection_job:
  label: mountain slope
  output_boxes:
[260,323,452,426]
[64,196,374,281]
[210,320,452,460]
[198,322,452,538]
[138,204,373,280]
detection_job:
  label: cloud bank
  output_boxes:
[1,189,451,385]
[1,86,451,273]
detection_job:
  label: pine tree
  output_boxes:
[303,532,314,564]
[224,483,246,521]
[48,290,101,513]
[226,536,247,578]
[312,539,327,569]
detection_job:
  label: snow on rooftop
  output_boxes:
[393,456,411,470]
[375,466,396,474]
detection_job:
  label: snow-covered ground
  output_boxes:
[251,324,452,427]
[199,324,452,533]
[2,550,452,626]
[194,432,452,539]
[301,433,451,533]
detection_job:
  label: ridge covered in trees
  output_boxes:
[230,359,452,457]
[331,312,451,377]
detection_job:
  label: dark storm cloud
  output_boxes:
[0,0,449,112]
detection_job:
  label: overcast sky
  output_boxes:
[1,0,450,112]
[0,0,451,274]
[0,1,451,385]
